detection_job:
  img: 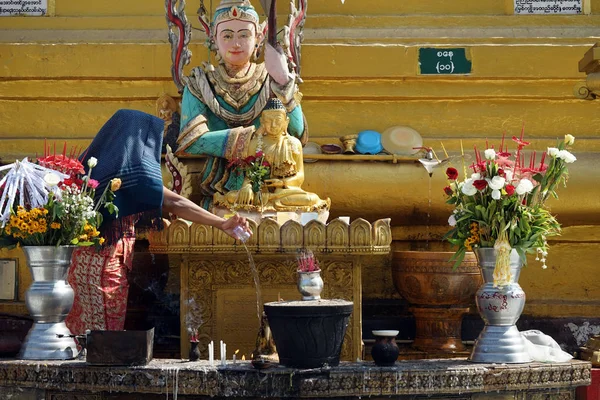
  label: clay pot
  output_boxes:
[391,251,481,353]
[371,330,400,366]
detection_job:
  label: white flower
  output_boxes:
[461,179,477,196]
[87,157,98,168]
[564,134,575,145]
[516,179,534,195]
[448,214,457,227]
[504,170,514,182]
[44,172,61,187]
[484,148,496,160]
[488,176,506,190]
[547,147,559,157]
[557,150,576,164]
[492,189,501,200]
[471,173,481,180]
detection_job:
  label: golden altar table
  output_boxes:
[148,217,392,360]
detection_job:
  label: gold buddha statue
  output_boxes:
[214,98,330,213]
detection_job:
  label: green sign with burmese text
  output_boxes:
[419,48,472,75]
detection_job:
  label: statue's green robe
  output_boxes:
[178,63,305,209]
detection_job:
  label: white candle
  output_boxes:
[222,343,227,366]
[208,341,214,366]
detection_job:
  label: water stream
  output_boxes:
[425,175,432,250]
[243,242,263,326]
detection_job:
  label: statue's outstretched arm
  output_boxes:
[177,87,255,160]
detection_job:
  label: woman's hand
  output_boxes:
[236,183,254,205]
[264,43,292,86]
[220,214,251,240]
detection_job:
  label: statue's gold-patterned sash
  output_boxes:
[185,65,270,128]
[209,63,267,110]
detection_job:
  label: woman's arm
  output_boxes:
[161,187,250,239]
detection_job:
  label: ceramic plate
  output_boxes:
[372,330,399,336]
[303,142,322,162]
[321,144,343,154]
[381,126,423,155]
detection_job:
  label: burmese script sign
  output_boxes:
[0,0,47,16]
[514,0,582,14]
[419,48,472,75]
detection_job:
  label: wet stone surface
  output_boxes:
[0,358,591,399]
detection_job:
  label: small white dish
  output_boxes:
[372,330,399,337]
[303,142,322,163]
[381,126,423,155]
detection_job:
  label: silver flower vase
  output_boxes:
[19,246,79,360]
[297,270,323,300]
[469,247,532,363]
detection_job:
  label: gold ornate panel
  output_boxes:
[182,254,361,361]
[148,218,392,361]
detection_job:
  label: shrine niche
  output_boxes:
[149,217,391,359]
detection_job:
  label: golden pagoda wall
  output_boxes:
[1,0,600,322]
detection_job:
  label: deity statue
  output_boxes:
[166,0,318,215]
[213,98,330,212]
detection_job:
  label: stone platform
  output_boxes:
[0,358,591,399]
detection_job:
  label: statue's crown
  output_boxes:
[264,98,286,111]
[214,0,260,28]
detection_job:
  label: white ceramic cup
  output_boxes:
[300,212,319,226]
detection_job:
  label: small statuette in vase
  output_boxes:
[371,330,400,367]
[297,270,324,300]
[189,341,201,361]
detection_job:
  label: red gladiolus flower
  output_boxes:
[446,167,459,180]
[61,177,83,189]
[443,186,453,196]
[512,136,530,149]
[469,161,487,173]
[255,151,264,158]
[505,184,515,196]
[473,180,488,191]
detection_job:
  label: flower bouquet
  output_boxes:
[443,132,576,287]
[0,145,120,248]
[228,151,271,194]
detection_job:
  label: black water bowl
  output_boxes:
[264,300,353,369]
